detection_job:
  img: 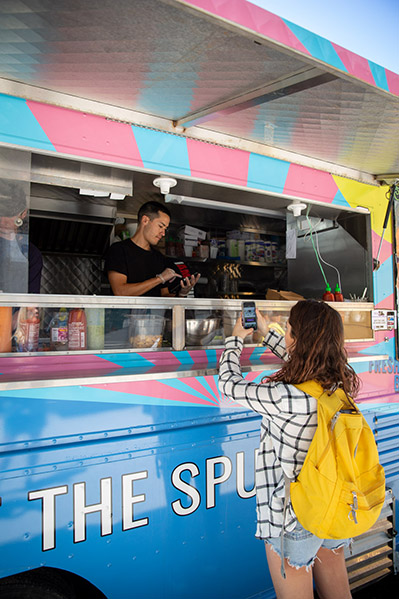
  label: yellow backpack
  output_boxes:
[287,380,385,540]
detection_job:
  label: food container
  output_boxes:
[185,317,221,346]
[264,241,273,263]
[129,315,165,348]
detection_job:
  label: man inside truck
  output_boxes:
[105,200,199,297]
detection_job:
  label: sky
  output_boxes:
[248,0,399,73]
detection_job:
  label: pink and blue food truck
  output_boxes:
[0,1,398,597]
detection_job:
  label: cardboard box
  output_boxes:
[180,238,198,247]
[179,225,206,240]
[266,289,304,301]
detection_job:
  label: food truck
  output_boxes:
[0,1,398,597]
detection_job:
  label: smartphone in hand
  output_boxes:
[242,301,257,330]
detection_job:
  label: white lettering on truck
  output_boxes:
[28,485,68,551]
[206,456,232,509]
[122,471,149,530]
[73,477,112,543]
[25,451,256,551]
[171,462,201,516]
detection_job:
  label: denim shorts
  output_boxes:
[265,522,351,571]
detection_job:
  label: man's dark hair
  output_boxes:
[137,201,171,224]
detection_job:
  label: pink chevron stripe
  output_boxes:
[204,374,221,401]
[371,230,392,264]
[184,0,310,55]
[181,376,219,402]
[140,351,183,369]
[385,70,399,96]
[283,163,339,203]
[0,354,121,378]
[88,379,216,405]
[358,371,396,402]
[26,101,143,167]
[243,371,263,382]
[188,349,212,365]
[331,44,376,87]
[187,138,250,186]
[374,293,395,310]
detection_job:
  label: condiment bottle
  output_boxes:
[0,307,12,352]
[334,284,344,302]
[15,307,40,351]
[68,308,87,350]
[322,284,335,302]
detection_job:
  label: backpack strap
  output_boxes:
[280,475,294,579]
[294,379,324,399]
[279,379,349,578]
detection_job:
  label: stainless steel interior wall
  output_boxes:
[287,218,372,300]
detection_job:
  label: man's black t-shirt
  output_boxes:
[105,239,169,297]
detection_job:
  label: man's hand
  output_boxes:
[178,273,201,296]
[158,267,182,283]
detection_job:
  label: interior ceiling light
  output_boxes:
[287,201,307,217]
[153,177,177,195]
[165,194,285,219]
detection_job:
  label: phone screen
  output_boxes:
[242,301,257,330]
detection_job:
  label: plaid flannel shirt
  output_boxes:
[218,329,317,538]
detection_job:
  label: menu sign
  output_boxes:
[372,310,397,331]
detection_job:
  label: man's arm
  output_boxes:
[108,268,181,297]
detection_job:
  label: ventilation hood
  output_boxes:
[29,183,117,256]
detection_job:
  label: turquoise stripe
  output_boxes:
[1,385,219,407]
[0,94,55,151]
[247,153,290,194]
[160,378,218,404]
[282,20,347,72]
[172,351,194,366]
[373,255,394,306]
[358,338,395,357]
[332,189,351,207]
[368,61,390,92]
[98,352,155,370]
[132,126,191,176]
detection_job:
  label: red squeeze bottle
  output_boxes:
[322,284,335,302]
[334,284,344,302]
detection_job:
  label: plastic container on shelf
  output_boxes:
[86,308,105,350]
[68,308,87,350]
[49,308,69,351]
[255,240,265,262]
[129,315,165,348]
[227,239,239,258]
[238,240,246,261]
[264,241,273,264]
[245,241,256,262]
[271,241,278,263]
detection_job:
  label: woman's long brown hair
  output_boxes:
[266,299,360,397]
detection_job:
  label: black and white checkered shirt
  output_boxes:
[218,329,317,539]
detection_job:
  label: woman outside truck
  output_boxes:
[218,300,359,599]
